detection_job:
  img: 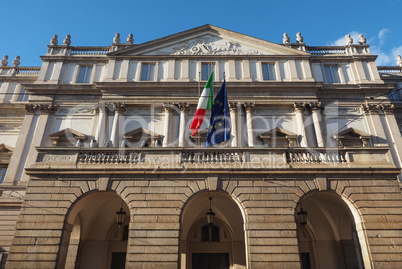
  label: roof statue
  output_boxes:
[50,34,58,45]
[345,34,353,45]
[113,33,121,44]
[359,34,366,45]
[296,32,303,43]
[127,33,134,45]
[12,56,20,67]
[1,55,8,66]
[283,33,290,44]
[63,34,71,46]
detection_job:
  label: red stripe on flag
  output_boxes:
[190,108,207,136]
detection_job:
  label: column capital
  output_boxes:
[163,102,176,113]
[178,102,190,112]
[243,102,255,113]
[293,102,306,112]
[25,104,39,114]
[229,102,238,112]
[309,102,323,112]
[381,104,394,115]
[39,104,58,114]
[361,104,380,114]
[112,102,126,113]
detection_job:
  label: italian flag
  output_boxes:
[190,71,214,136]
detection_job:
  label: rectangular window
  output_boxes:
[325,65,340,83]
[0,168,6,184]
[77,66,93,83]
[16,87,29,102]
[140,63,156,81]
[201,63,214,81]
[262,63,276,80]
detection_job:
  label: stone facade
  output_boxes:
[1,25,402,269]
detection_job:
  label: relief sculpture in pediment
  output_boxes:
[167,36,262,56]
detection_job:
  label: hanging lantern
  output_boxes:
[297,207,308,225]
[116,207,126,226]
[206,197,215,226]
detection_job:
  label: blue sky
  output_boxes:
[1,0,402,67]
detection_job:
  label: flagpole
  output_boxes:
[198,72,201,97]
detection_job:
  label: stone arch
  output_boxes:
[179,190,247,269]
[295,190,370,269]
[57,190,130,269]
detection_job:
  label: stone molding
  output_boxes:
[112,102,126,113]
[381,104,394,115]
[25,104,39,114]
[228,102,238,112]
[39,104,58,114]
[361,104,380,114]
[178,102,190,112]
[243,102,255,113]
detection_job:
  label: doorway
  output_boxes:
[192,253,229,269]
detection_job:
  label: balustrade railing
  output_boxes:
[307,46,346,55]
[286,150,347,164]
[15,67,41,75]
[70,47,110,56]
[181,151,243,164]
[378,66,402,75]
[78,151,142,164]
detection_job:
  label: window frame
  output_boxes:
[261,62,277,81]
[15,85,29,102]
[76,65,93,84]
[201,62,215,81]
[324,65,341,83]
[140,63,156,81]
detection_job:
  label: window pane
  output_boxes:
[140,63,155,81]
[84,67,92,83]
[262,63,275,80]
[77,67,87,83]
[331,66,340,83]
[0,168,6,184]
[201,63,213,81]
[17,87,29,102]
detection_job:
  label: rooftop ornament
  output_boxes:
[1,55,8,66]
[359,34,366,45]
[63,34,71,46]
[283,33,290,44]
[345,34,353,46]
[127,33,134,45]
[50,35,58,45]
[296,32,303,43]
[113,33,121,44]
[12,56,20,67]
[397,55,402,67]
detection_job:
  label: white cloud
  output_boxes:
[328,29,399,66]
[328,31,360,46]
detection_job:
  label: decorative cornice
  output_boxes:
[163,102,176,113]
[381,104,394,115]
[40,104,58,114]
[361,104,380,114]
[228,102,238,112]
[243,102,255,113]
[309,102,323,112]
[293,102,306,112]
[178,102,190,112]
[25,104,39,114]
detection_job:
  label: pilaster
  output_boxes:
[110,103,126,147]
[361,104,387,147]
[178,102,190,147]
[229,102,238,147]
[95,103,108,147]
[310,102,324,147]
[244,102,255,147]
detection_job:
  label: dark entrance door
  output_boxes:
[111,252,126,269]
[192,253,229,269]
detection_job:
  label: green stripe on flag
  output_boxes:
[205,71,214,109]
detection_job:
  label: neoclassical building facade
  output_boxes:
[1,25,402,269]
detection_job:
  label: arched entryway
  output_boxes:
[180,191,246,269]
[296,191,368,269]
[58,191,130,269]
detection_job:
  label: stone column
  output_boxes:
[163,102,174,147]
[244,102,255,147]
[110,103,126,147]
[293,102,307,147]
[379,104,402,179]
[362,104,387,147]
[20,104,57,183]
[310,102,324,147]
[3,105,38,185]
[95,103,107,147]
[178,102,190,147]
[229,102,238,147]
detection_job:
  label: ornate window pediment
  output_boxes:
[49,128,88,146]
[190,129,209,147]
[123,128,162,147]
[0,144,14,164]
[333,128,370,147]
[259,127,297,147]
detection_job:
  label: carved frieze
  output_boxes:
[178,102,190,112]
[25,104,39,114]
[40,104,58,114]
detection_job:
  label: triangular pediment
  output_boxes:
[109,25,308,57]
[334,128,370,139]
[259,127,297,139]
[333,128,370,147]
[0,143,13,164]
[49,128,88,146]
[123,128,162,141]
[259,127,297,147]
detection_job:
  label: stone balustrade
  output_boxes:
[69,46,110,56]
[30,147,395,173]
[378,66,402,75]
[306,46,346,55]
[15,67,41,75]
